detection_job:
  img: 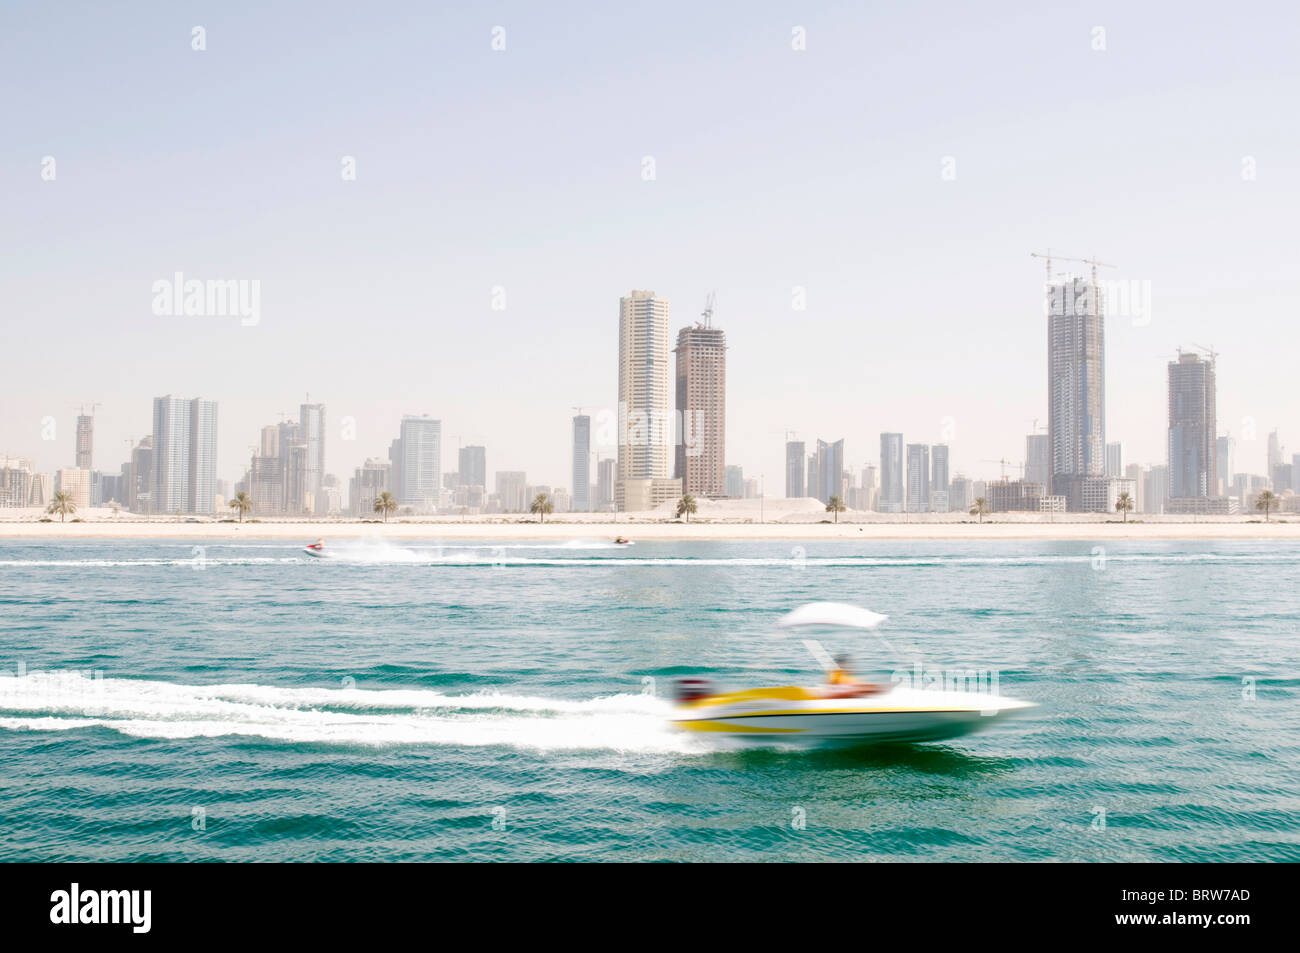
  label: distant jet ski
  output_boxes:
[304,539,327,558]
[614,537,633,545]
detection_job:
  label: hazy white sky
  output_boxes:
[3,1,1298,489]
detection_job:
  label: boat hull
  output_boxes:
[672,686,1035,745]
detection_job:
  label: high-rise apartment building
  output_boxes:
[1105,442,1123,478]
[725,465,744,498]
[150,395,218,514]
[786,440,806,497]
[905,443,930,512]
[597,457,616,511]
[1048,275,1106,499]
[931,444,950,511]
[1167,352,1216,499]
[459,445,487,491]
[674,322,726,497]
[1025,433,1050,487]
[617,290,672,484]
[389,416,440,510]
[1215,435,1235,496]
[75,413,94,470]
[572,416,591,511]
[300,403,326,509]
[809,439,843,504]
[879,433,904,513]
[496,471,528,513]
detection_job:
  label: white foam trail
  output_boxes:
[0,673,701,754]
[0,558,297,567]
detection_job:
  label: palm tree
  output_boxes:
[1116,491,1134,523]
[675,494,698,522]
[1256,489,1279,522]
[969,497,988,523]
[826,495,846,523]
[530,493,554,523]
[373,491,397,523]
[229,491,252,523]
[47,490,76,523]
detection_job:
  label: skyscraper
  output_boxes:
[725,465,744,498]
[1105,442,1123,478]
[813,439,844,504]
[1048,275,1106,498]
[673,321,726,497]
[75,413,94,470]
[495,471,528,513]
[1025,434,1050,487]
[300,403,326,510]
[390,416,440,510]
[1167,352,1216,499]
[151,396,190,513]
[879,433,904,513]
[785,440,806,497]
[459,445,487,492]
[931,444,950,511]
[571,416,591,511]
[905,443,930,512]
[1216,435,1235,495]
[188,399,218,515]
[597,457,616,511]
[150,395,217,514]
[617,290,672,483]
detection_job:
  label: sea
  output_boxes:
[1,536,1297,862]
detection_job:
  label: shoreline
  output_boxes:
[2,518,1298,540]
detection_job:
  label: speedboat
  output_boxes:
[670,603,1036,745]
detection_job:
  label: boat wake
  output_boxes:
[0,672,700,754]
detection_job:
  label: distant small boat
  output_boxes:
[614,537,633,545]
[304,540,327,558]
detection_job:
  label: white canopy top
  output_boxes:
[778,602,889,631]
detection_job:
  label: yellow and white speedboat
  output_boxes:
[670,603,1036,746]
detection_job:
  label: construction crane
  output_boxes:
[980,458,1023,480]
[1190,342,1219,366]
[1030,251,1116,286]
[699,291,716,328]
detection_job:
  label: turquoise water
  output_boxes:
[1,537,1297,862]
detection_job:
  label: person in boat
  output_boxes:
[307,539,324,551]
[825,653,884,697]
[614,537,628,544]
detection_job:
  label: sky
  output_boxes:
[3,1,1298,491]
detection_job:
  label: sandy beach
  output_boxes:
[2,512,1297,540]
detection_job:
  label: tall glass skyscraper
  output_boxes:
[390,416,440,509]
[300,403,326,511]
[785,440,805,497]
[150,395,217,514]
[1167,352,1216,499]
[459,445,487,490]
[571,415,591,511]
[814,438,844,504]
[906,443,930,512]
[879,433,904,513]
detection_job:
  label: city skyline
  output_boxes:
[4,5,1298,492]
